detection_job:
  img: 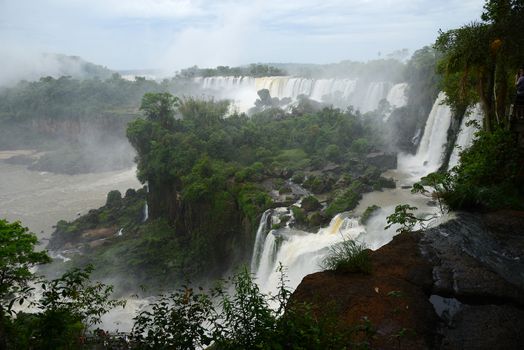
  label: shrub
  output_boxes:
[301,195,321,212]
[385,204,435,233]
[291,206,307,225]
[132,287,213,349]
[360,205,381,225]
[106,190,122,207]
[430,128,523,210]
[131,267,355,349]
[324,181,363,217]
[292,172,305,184]
[321,239,371,274]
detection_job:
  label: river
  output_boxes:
[0,150,141,246]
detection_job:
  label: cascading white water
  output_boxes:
[255,214,364,293]
[143,182,149,223]
[448,104,483,169]
[143,202,148,222]
[398,92,453,179]
[195,76,399,113]
[357,81,391,113]
[386,83,408,109]
[253,91,454,296]
[380,82,409,122]
[250,209,272,272]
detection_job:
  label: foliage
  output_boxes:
[360,205,381,225]
[140,92,179,129]
[47,188,146,251]
[0,222,123,350]
[0,219,50,313]
[178,64,286,78]
[131,267,358,349]
[39,265,125,328]
[106,190,123,208]
[412,172,452,214]
[320,239,371,274]
[441,127,523,210]
[434,0,524,130]
[385,204,434,233]
[211,268,277,349]
[301,195,321,212]
[325,181,364,217]
[291,206,307,225]
[21,266,126,349]
[132,286,213,349]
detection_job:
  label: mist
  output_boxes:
[0,49,112,87]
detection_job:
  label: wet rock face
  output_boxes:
[292,211,524,350]
[421,212,524,349]
[293,233,439,349]
[420,214,524,304]
[365,152,397,170]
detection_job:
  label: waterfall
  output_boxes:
[356,81,391,113]
[255,214,363,293]
[143,202,148,222]
[142,182,149,223]
[250,209,273,272]
[448,104,483,169]
[399,92,453,179]
[386,83,408,108]
[195,76,400,113]
[251,92,453,296]
[383,82,407,121]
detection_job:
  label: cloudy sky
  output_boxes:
[1,0,484,71]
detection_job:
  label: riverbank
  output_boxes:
[0,152,140,243]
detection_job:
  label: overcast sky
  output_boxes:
[0,0,484,71]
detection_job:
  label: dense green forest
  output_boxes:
[2,218,370,349]
[420,0,524,211]
[46,91,397,291]
[0,74,199,173]
[2,1,524,348]
[178,64,286,78]
[0,50,440,174]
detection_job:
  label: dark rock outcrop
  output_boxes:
[365,152,397,170]
[292,211,524,349]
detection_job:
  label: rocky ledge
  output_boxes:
[292,211,524,349]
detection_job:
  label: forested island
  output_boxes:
[1,0,524,349]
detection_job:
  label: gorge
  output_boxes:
[2,50,523,350]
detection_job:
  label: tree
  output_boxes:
[435,0,524,131]
[0,219,50,349]
[140,92,179,129]
[33,265,125,349]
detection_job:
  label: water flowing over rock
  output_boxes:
[142,201,148,222]
[448,104,483,169]
[386,82,408,109]
[250,209,272,272]
[399,92,453,179]
[252,91,454,295]
[195,76,401,113]
[253,213,364,293]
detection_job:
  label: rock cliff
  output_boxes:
[292,211,524,349]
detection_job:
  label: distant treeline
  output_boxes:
[0,75,165,122]
[178,64,287,78]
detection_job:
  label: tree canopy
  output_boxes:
[435,0,524,130]
[0,219,50,312]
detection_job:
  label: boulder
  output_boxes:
[365,152,397,170]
